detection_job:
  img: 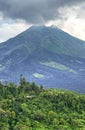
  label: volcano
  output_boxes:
[0,25,85,93]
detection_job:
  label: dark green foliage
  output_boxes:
[0,78,85,130]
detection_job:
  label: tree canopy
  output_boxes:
[0,77,85,130]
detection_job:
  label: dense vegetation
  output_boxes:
[0,76,85,130]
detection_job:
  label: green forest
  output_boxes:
[0,76,85,130]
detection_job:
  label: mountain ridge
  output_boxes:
[1,25,84,46]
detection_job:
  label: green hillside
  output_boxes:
[0,77,85,130]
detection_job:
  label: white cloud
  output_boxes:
[59,6,85,40]
[46,6,85,41]
[0,18,30,43]
[61,17,85,41]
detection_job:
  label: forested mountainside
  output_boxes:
[0,78,85,130]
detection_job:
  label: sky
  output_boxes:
[0,0,85,42]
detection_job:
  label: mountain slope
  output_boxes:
[0,25,85,93]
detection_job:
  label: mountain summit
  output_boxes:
[0,25,85,93]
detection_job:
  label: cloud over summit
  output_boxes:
[0,0,85,24]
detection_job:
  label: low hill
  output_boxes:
[0,79,85,130]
